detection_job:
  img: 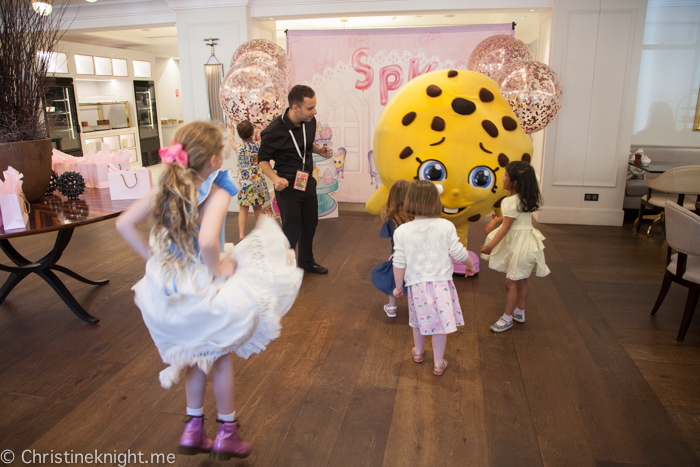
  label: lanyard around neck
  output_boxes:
[288,124,306,168]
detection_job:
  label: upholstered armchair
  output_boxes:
[651,201,700,342]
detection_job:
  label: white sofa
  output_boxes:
[624,145,700,210]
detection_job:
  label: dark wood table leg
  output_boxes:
[0,228,108,324]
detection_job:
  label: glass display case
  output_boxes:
[77,101,131,132]
[44,78,82,157]
[134,80,161,166]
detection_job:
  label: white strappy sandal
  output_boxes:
[383,304,397,318]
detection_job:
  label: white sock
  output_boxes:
[501,313,513,323]
[218,411,236,422]
[515,307,525,315]
[186,407,203,417]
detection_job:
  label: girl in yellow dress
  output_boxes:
[480,161,550,333]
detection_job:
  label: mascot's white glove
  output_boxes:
[435,183,444,195]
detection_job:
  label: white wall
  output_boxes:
[632,4,700,147]
[154,57,184,145]
[154,58,184,122]
[537,0,647,226]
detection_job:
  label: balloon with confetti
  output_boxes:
[230,39,290,88]
[220,62,288,131]
[467,35,534,80]
[496,60,563,134]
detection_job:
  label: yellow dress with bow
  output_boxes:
[481,194,550,281]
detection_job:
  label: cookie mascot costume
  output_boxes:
[366,69,533,253]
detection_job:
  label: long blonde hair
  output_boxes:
[381,179,413,227]
[151,121,223,272]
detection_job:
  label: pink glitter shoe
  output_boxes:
[178,416,213,455]
[210,420,251,460]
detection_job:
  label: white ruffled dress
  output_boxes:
[132,169,303,389]
[481,194,550,281]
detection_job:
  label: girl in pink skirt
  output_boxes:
[392,181,476,376]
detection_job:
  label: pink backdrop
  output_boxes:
[286,24,514,205]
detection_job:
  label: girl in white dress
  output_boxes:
[480,161,550,333]
[117,121,302,460]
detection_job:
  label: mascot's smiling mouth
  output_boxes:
[430,137,446,146]
[442,206,466,215]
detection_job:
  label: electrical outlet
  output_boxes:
[584,193,599,201]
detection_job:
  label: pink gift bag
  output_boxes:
[0,193,29,230]
[107,168,152,200]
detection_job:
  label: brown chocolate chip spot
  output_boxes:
[426,85,442,97]
[431,117,445,132]
[479,88,495,102]
[399,147,413,159]
[498,154,510,167]
[482,120,499,138]
[468,214,481,222]
[451,98,476,116]
[447,70,458,78]
[502,116,518,131]
[402,112,417,126]
[522,153,531,163]
[493,196,506,208]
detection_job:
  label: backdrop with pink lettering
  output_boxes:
[286,24,514,205]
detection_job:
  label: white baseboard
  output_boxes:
[535,206,624,226]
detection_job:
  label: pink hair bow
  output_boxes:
[159,142,188,166]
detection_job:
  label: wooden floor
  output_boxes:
[1,207,699,467]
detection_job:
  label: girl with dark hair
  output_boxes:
[234,119,269,240]
[480,161,550,333]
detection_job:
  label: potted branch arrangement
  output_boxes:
[0,0,68,202]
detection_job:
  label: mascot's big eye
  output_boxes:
[417,160,447,182]
[468,166,495,190]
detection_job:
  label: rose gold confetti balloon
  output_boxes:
[230,39,290,88]
[220,62,288,131]
[495,61,563,134]
[467,35,534,80]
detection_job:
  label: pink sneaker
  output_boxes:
[210,420,251,460]
[178,416,213,455]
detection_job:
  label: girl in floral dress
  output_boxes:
[236,120,270,240]
[392,181,476,376]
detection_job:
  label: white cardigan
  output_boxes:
[393,218,469,287]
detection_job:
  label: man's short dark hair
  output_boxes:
[288,85,315,108]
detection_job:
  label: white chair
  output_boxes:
[651,201,700,341]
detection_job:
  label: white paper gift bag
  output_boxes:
[108,168,152,200]
[89,163,110,189]
[0,193,29,230]
[0,167,29,231]
[78,163,93,188]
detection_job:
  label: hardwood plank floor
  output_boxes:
[0,207,699,466]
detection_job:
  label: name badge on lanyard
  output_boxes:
[290,125,308,192]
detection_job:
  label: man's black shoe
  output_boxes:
[302,263,328,274]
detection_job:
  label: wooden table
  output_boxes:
[0,189,135,324]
